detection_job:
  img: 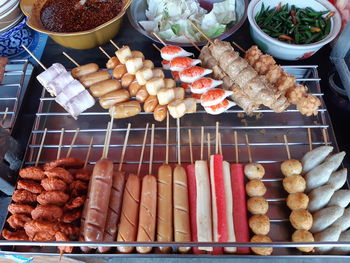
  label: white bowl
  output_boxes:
[247,0,341,60]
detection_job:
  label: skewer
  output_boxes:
[66,128,80,158]
[200,126,204,160]
[1,107,8,127]
[215,122,219,155]
[102,122,111,159]
[245,133,253,163]
[62,52,80,67]
[99,46,111,59]
[231,41,246,54]
[187,20,214,45]
[22,45,47,70]
[234,131,239,163]
[182,33,200,52]
[207,133,211,158]
[177,118,181,165]
[137,123,150,176]
[188,129,193,164]
[56,128,65,160]
[152,32,167,46]
[307,128,313,151]
[283,134,291,160]
[149,124,155,175]
[35,128,47,166]
[109,40,120,50]
[322,128,328,146]
[152,43,161,52]
[165,113,169,165]
[84,137,94,169]
[104,117,114,158]
[118,123,131,172]
[219,132,223,156]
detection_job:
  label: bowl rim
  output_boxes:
[127,0,249,47]
[247,0,342,49]
[22,0,132,36]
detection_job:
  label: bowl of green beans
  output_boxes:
[247,0,341,60]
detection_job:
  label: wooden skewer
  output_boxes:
[152,32,167,46]
[137,123,150,176]
[152,43,161,52]
[66,128,80,158]
[187,19,214,45]
[99,46,111,59]
[245,133,253,163]
[215,122,219,155]
[110,39,120,50]
[104,116,114,158]
[176,118,181,165]
[322,128,328,146]
[165,113,169,165]
[22,45,47,70]
[234,131,239,163]
[231,41,246,54]
[200,126,204,160]
[283,134,291,160]
[219,132,223,156]
[207,133,211,158]
[118,123,131,172]
[102,122,111,159]
[35,128,47,166]
[188,129,193,165]
[182,33,200,52]
[84,137,94,169]
[149,124,155,175]
[1,107,8,127]
[57,128,65,160]
[307,128,313,151]
[62,52,80,67]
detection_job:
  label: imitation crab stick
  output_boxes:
[160,46,193,61]
[179,66,212,83]
[201,89,233,107]
[204,99,236,115]
[190,78,223,94]
[169,57,201,72]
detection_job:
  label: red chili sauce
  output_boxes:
[40,0,123,33]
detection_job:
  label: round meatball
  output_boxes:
[289,209,313,230]
[292,229,314,252]
[247,197,269,215]
[249,214,270,235]
[246,179,267,197]
[281,159,302,177]
[244,163,265,180]
[283,175,306,193]
[287,193,309,210]
[251,234,273,256]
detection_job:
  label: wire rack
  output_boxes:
[1,65,349,257]
[0,59,31,132]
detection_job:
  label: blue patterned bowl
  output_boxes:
[0,16,33,58]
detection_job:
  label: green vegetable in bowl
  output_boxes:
[255,3,334,44]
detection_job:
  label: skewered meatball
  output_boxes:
[12,190,37,204]
[287,193,309,210]
[2,229,29,240]
[19,166,45,181]
[37,191,69,206]
[17,180,44,194]
[41,177,67,192]
[290,209,313,230]
[253,54,276,75]
[283,175,306,194]
[249,214,270,235]
[247,196,269,215]
[281,159,302,177]
[7,214,32,229]
[245,45,262,66]
[8,204,34,215]
[251,234,273,256]
[296,94,321,117]
[246,179,267,197]
[244,163,265,180]
[31,204,63,221]
[265,64,283,84]
[286,85,307,104]
[276,73,296,92]
[44,167,74,184]
[292,229,314,252]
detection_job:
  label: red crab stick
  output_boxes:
[209,154,228,254]
[169,57,201,72]
[231,163,250,254]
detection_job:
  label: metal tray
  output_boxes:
[1,65,349,258]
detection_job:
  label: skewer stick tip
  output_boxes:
[234,131,239,164]
[187,19,214,45]
[152,43,161,52]
[152,32,167,46]
[109,39,120,50]
[231,41,246,53]
[245,133,253,163]
[307,127,313,151]
[62,52,80,67]
[99,46,111,59]
[188,129,193,165]
[322,128,328,146]
[283,134,291,160]
[182,33,200,52]
[118,123,131,171]
[22,45,47,70]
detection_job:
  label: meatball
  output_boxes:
[12,190,37,204]
[41,177,67,192]
[17,180,43,194]
[19,166,45,181]
[287,193,309,210]
[247,197,269,215]
[249,214,270,235]
[290,209,313,230]
[283,175,306,194]
[281,159,302,177]
[44,167,74,184]
[292,229,314,253]
[31,204,63,221]
[244,163,265,180]
[250,234,273,256]
[37,191,69,206]
[246,179,266,197]
[8,203,34,215]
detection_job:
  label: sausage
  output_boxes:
[117,174,141,253]
[72,63,99,79]
[143,96,158,113]
[80,70,111,87]
[131,50,145,60]
[153,104,167,122]
[136,67,153,85]
[106,57,120,69]
[157,165,173,253]
[135,86,149,103]
[89,79,121,97]
[109,101,141,119]
[125,57,143,75]
[99,89,130,109]
[173,165,191,253]
[121,73,135,88]
[84,159,113,242]
[136,175,157,253]
[143,60,154,69]
[113,65,127,80]
[129,81,142,97]
[98,171,126,253]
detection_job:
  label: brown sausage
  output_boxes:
[129,81,142,97]
[117,174,141,253]
[89,79,121,97]
[106,57,120,69]
[99,89,130,109]
[143,96,158,113]
[173,165,191,253]
[83,159,113,242]
[80,71,111,87]
[157,164,173,253]
[136,175,157,253]
[109,101,141,119]
[153,104,168,122]
[98,171,127,253]
[135,86,149,103]
[121,73,135,89]
[72,63,99,79]
[113,65,127,80]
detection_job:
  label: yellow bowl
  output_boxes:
[20,0,131,50]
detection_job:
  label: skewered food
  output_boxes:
[200,89,233,107]
[99,89,131,110]
[44,157,84,171]
[327,168,348,190]
[37,63,67,88]
[169,57,201,72]
[12,190,37,204]
[7,214,32,229]
[287,193,309,210]
[2,229,29,241]
[292,230,314,252]
[246,179,267,197]
[282,175,306,194]
[311,206,344,233]
[328,190,350,208]
[31,204,63,221]
[89,79,121,97]
[204,100,236,115]
[289,209,313,230]
[250,235,273,256]
[190,78,223,94]
[249,214,270,235]
[280,159,302,177]
[19,166,45,181]
[17,180,43,194]
[37,191,70,206]
[301,146,333,174]
[179,66,212,83]
[115,46,132,64]
[168,99,186,119]
[44,167,74,184]
[160,46,193,61]
[65,196,86,210]
[109,101,141,119]
[296,94,321,117]
[244,163,265,180]
[247,196,269,215]
[314,225,342,253]
[8,204,34,215]
[333,208,350,232]
[308,185,335,212]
